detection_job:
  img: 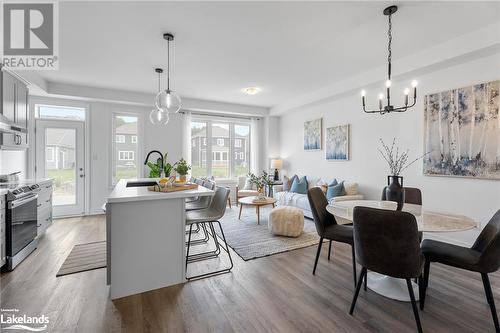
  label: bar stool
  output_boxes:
[186,186,233,280]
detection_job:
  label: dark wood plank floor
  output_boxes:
[1,210,498,332]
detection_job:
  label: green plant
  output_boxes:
[174,158,191,176]
[146,153,175,178]
[247,171,273,190]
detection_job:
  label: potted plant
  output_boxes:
[174,158,191,183]
[378,138,429,210]
[146,153,174,178]
[247,171,273,199]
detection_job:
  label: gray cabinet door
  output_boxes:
[16,83,28,146]
[1,72,17,146]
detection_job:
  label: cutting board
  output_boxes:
[147,183,198,193]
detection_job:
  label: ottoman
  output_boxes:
[268,206,304,237]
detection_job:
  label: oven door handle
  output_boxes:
[8,194,38,209]
[12,221,26,226]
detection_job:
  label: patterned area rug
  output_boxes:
[218,205,320,261]
[56,241,106,277]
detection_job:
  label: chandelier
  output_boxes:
[150,68,169,125]
[362,6,417,114]
[155,33,182,114]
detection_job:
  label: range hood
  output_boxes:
[0,114,27,134]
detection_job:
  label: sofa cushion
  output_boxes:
[283,175,297,191]
[327,181,344,200]
[243,178,255,190]
[290,176,308,194]
[344,182,358,196]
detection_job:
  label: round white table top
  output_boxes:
[326,200,477,233]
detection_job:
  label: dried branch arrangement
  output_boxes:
[378,138,430,176]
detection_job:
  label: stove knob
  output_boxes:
[12,190,19,195]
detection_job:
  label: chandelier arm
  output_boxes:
[167,39,170,91]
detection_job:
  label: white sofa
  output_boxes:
[273,177,364,219]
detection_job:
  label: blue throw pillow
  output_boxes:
[290,176,308,194]
[326,181,344,200]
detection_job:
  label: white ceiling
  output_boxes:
[36,1,500,108]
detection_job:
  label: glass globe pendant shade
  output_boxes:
[155,89,181,113]
[149,107,170,126]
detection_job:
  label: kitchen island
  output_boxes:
[106,179,213,299]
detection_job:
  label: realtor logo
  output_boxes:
[1,1,59,70]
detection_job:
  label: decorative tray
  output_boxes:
[148,183,198,193]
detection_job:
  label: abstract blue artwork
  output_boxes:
[326,124,349,160]
[304,118,322,150]
[423,80,499,179]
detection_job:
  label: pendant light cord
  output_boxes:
[387,13,392,80]
[167,39,170,91]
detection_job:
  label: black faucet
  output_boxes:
[144,150,164,177]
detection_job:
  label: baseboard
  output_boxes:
[88,209,105,216]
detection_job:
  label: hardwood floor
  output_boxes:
[1,211,498,332]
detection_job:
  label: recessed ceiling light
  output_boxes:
[243,87,262,95]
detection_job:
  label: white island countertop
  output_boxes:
[107,178,213,204]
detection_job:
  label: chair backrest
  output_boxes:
[307,187,337,237]
[237,176,246,189]
[203,179,216,190]
[353,206,423,279]
[381,187,422,205]
[473,209,500,273]
[207,186,230,220]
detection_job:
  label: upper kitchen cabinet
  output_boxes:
[0,71,29,149]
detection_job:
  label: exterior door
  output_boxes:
[35,120,85,217]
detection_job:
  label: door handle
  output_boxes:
[80,174,85,178]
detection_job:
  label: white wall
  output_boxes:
[278,52,500,246]
[0,150,28,178]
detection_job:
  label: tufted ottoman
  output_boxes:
[268,206,304,237]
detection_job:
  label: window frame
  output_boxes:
[111,112,143,186]
[115,134,125,143]
[190,117,251,181]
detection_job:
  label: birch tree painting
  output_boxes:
[326,125,349,160]
[423,80,500,179]
[304,118,322,150]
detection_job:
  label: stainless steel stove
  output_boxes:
[4,183,40,270]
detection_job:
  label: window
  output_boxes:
[192,138,196,147]
[113,114,139,183]
[119,151,135,160]
[46,147,55,162]
[36,105,86,121]
[190,118,250,179]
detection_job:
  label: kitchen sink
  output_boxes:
[126,180,158,187]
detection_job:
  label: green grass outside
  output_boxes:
[191,166,248,179]
[47,169,75,187]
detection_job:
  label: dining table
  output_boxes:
[326,200,478,302]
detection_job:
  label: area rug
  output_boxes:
[217,206,320,261]
[56,241,106,277]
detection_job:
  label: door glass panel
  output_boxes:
[211,123,230,178]
[191,121,207,177]
[45,128,76,205]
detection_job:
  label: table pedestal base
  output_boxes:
[367,272,419,302]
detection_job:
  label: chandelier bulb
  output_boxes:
[378,93,384,100]
[361,90,366,97]
[385,80,392,88]
[404,88,410,95]
[411,80,418,88]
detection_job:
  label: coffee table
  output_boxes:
[238,196,277,225]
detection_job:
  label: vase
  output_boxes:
[179,174,187,183]
[386,175,405,210]
[257,186,266,199]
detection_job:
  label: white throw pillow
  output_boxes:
[343,182,358,195]
[243,178,255,190]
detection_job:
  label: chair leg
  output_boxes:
[418,275,425,310]
[406,278,423,333]
[185,224,194,271]
[364,270,367,292]
[421,259,431,310]
[481,273,500,332]
[351,245,357,287]
[349,267,367,315]
[328,240,332,261]
[313,237,323,275]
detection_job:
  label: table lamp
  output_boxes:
[270,159,283,181]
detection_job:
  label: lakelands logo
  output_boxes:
[0,1,59,70]
[1,309,49,331]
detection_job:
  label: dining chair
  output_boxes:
[186,180,215,211]
[307,187,357,286]
[350,206,424,333]
[381,186,422,205]
[185,186,233,280]
[421,209,500,332]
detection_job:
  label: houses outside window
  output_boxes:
[119,151,135,160]
[112,114,140,184]
[217,138,225,146]
[131,135,137,143]
[235,139,241,148]
[116,135,125,143]
[46,147,55,162]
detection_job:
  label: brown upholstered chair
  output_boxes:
[421,209,500,332]
[350,206,424,333]
[307,187,357,286]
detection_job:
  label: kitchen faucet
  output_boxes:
[144,150,164,178]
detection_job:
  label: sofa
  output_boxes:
[272,176,364,219]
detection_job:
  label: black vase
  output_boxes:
[386,175,405,210]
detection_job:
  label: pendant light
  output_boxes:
[150,68,170,125]
[361,6,417,114]
[155,33,181,113]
